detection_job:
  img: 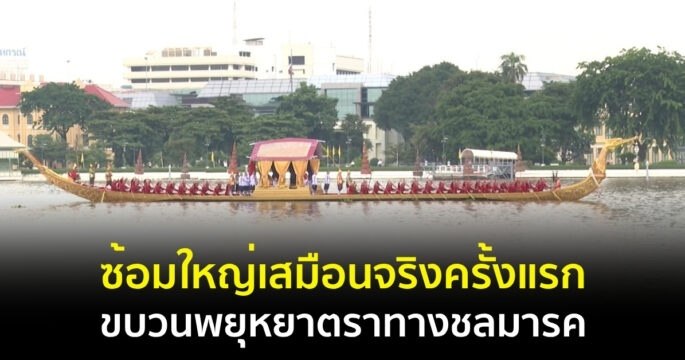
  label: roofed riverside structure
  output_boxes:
[0,131,25,180]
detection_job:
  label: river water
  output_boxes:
[1,178,683,258]
[1,178,683,352]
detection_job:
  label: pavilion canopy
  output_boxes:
[249,138,320,161]
[248,138,322,189]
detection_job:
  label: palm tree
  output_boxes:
[499,52,528,83]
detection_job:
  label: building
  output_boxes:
[587,121,675,166]
[309,74,399,162]
[1,82,128,154]
[122,41,364,91]
[0,84,45,149]
[0,131,25,180]
[281,43,364,78]
[521,72,575,92]
[112,90,181,109]
[195,78,306,114]
[195,73,399,163]
[123,46,259,91]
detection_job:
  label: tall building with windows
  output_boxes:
[123,46,259,91]
[123,41,364,91]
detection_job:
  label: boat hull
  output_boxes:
[20,136,636,203]
[36,164,598,203]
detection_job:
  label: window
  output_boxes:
[27,135,33,147]
[17,114,20,125]
[288,56,305,65]
[171,65,188,71]
[190,65,209,71]
[210,64,228,70]
[27,114,33,125]
[17,134,21,142]
[2,114,8,125]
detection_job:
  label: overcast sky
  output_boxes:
[4,0,683,86]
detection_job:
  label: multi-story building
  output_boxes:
[281,43,363,78]
[123,46,259,91]
[122,41,364,91]
[0,84,45,148]
[1,82,128,153]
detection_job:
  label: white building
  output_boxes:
[279,43,363,79]
[122,46,259,91]
[122,41,364,90]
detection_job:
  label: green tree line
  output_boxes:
[375,48,685,165]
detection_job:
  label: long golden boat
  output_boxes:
[21,137,636,203]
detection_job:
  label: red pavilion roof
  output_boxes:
[249,138,320,161]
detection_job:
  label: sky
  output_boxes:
[3,0,684,87]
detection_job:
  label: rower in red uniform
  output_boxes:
[422,180,434,194]
[360,180,370,194]
[383,180,395,194]
[177,181,187,195]
[410,180,422,194]
[188,182,200,195]
[68,164,81,183]
[396,180,406,194]
[436,181,447,194]
[372,181,382,194]
[201,181,211,195]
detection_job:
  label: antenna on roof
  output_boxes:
[288,47,294,93]
[368,2,373,73]
[232,0,238,47]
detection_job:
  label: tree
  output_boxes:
[374,62,463,141]
[32,134,67,166]
[527,82,590,163]
[336,114,371,155]
[435,71,529,155]
[20,82,110,143]
[499,52,528,84]
[575,47,685,159]
[276,83,338,141]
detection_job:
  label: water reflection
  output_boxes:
[1,178,684,236]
